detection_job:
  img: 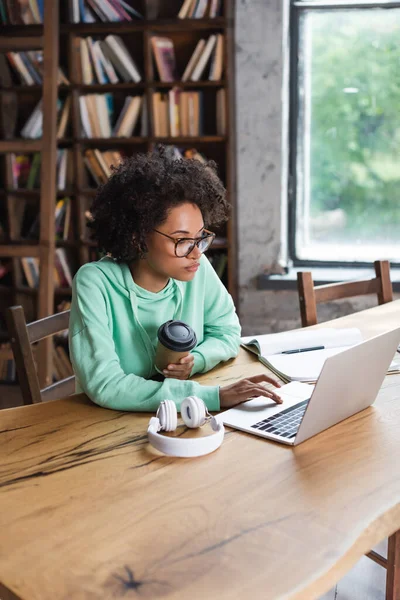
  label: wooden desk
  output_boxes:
[1,301,400,600]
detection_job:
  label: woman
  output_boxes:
[69,148,281,411]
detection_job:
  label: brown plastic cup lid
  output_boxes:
[157,320,197,352]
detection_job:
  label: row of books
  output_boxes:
[80,94,144,138]
[152,34,224,82]
[77,35,141,85]
[83,146,208,185]
[70,0,143,23]
[20,97,70,140]
[21,249,73,290]
[3,145,212,195]
[0,0,43,25]
[5,51,69,86]
[18,195,73,242]
[8,149,72,191]
[178,0,222,18]
[69,0,222,22]
[153,88,226,137]
[84,148,123,184]
[0,0,222,26]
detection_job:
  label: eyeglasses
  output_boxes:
[153,228,216,258]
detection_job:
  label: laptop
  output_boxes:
[217,328,400,446]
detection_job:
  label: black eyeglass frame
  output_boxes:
[153,228,216,258]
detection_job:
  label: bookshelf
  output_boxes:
[0,0,237,386]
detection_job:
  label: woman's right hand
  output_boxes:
[219,374,283,409]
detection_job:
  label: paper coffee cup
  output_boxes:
[155,320,197,373]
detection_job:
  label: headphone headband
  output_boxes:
[148,397,224,458]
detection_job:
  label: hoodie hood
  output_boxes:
[93,256,184,318]
[92,257,184,373]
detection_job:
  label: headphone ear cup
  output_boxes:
[181,396,206,428]
[157,400,178,432]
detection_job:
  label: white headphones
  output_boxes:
[147,396,225,458]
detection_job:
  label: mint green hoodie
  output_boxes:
[69,255,241,412]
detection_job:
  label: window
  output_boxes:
[291,1,400,265]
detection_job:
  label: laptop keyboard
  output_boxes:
[251,399,310,439]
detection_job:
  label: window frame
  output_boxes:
[289,0,400,268]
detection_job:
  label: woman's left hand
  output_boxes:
[163,354,195,380]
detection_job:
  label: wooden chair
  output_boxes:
[6,305,75,405]
[297,260,393,327]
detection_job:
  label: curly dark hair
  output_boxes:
[87,146,229,262]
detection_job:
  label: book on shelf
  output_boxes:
[181,39,206,81]
[112,96,143,137]
[152,90,203,137]
[25,194,73,241]
[84,148,123,184]
[151,37,178,83]
[20,98,68,139]
[6,51,69,86]
[54,197,72,241]
[0,0,43,25]
[216,88,226,135]
[208,34,224,81]
[190,0,209,19]
[7,150,73,191]
[103,35,141,82]
[241,327,379,383]
[80,93,145,139]
[20,249,74,290]
[177,0,222,18]
[79,93,113,138]
[190,34,217,81]
[151,34,223,83]
[69,0,143,23]
[20,257,40,288]
[9,153,32,188]
[181,34,223,82]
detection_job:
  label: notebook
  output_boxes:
[241,327,364,382]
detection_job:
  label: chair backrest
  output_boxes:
[297,260,393,327]
[6,305,75,405]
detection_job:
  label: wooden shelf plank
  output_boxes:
[149,80,226,88]
[59,18,226,35]
[0,36,43,51]
[78,137,148,146]
[77,136,225,145]
[0,245,40,258]
[0,189,75,197]
[0,140,42,153]
[1,81,225,92]
[150,136,226,143]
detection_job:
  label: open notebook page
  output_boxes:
[261,347,400,383]
[241,327,363,357]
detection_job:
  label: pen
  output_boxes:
[281,346,325,354]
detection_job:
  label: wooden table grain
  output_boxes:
[1,301,400,600]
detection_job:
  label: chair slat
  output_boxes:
[40,376,75,402]
[6,305,74,405]
[297,260,393,328]
[314,279,380,303]
[27,311,70,343]
[375,261,393,305]
[6,306,42,405]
